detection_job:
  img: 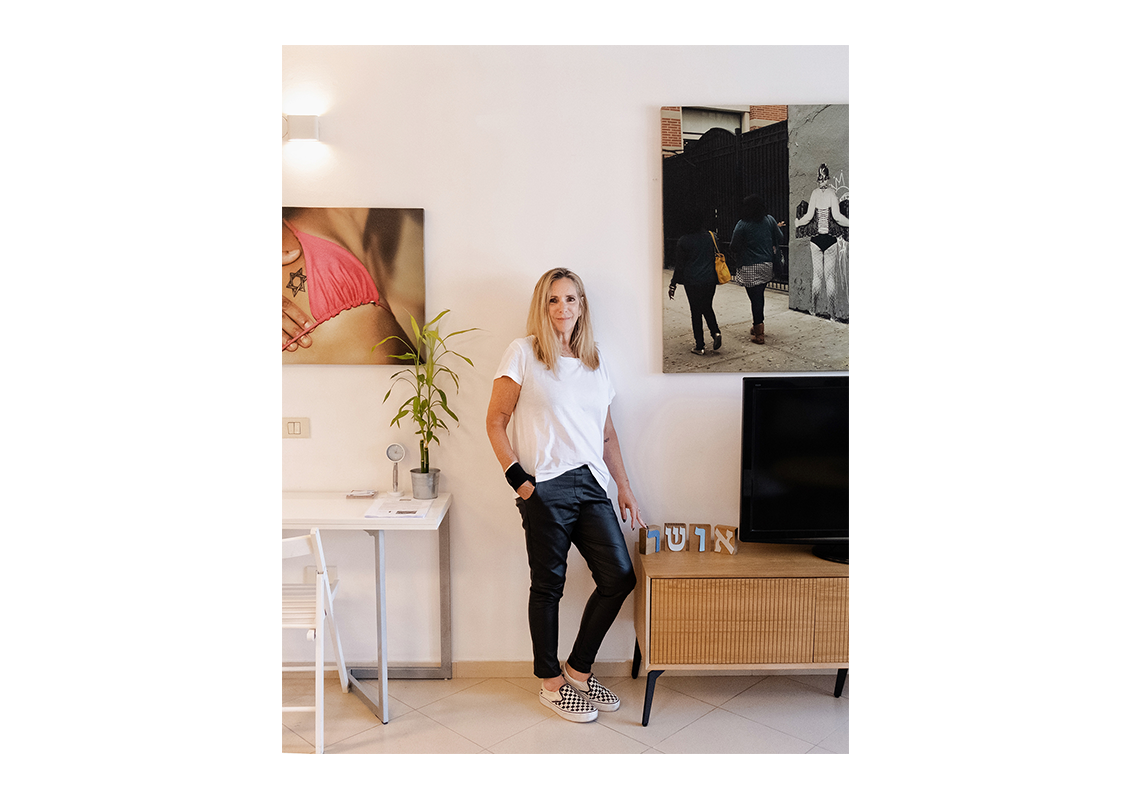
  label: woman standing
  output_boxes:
[794,164,850,320]
[730,195,784,345]
[486,268,643,723]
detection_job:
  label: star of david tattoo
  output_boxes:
[287,268,307,297]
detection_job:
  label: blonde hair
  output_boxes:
[526,268,600,372]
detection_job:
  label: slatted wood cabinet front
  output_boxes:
[636,544,848,671]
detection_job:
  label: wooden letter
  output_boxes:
[639,525,663,555]
[712,524,738,555]
[690,523,709,553]
[664,522,687,552]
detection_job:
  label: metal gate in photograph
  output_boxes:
[663,121,789,291]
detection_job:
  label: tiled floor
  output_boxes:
[282,670,848,754]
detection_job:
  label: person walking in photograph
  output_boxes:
[730,195,784,345]
[668,212,723,355]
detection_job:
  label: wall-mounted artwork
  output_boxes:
[661,105,848,374]
[282,207,426,365]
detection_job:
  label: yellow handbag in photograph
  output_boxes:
[709,231,730,284]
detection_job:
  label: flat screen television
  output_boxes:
[739,375,849,564]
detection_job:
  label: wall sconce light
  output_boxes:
[282,115,320,142]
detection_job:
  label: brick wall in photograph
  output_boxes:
[661,107,683,155]
[750,105,788,125]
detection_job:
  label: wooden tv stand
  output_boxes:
[632,542,848,726]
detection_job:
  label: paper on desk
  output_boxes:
[364,495,433,519]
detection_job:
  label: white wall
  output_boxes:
[282,46,849,667]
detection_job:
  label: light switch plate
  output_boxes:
[283,417,311,438]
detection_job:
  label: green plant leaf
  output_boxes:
[378,310,479,470]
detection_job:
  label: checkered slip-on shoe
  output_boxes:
[563,669,620,712]
[540,683,598,723]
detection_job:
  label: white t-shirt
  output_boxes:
[494,336,615,489]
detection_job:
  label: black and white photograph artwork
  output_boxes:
[661,104,849,374]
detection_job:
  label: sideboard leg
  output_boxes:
[632,640,641,679]
[642,669,664,726]
[834,668,847,698]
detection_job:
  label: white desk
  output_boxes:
[282,491,452,724]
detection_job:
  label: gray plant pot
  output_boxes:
[410,468,440,499]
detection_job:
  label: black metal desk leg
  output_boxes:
[632,640,641,679]
[642,669,664,726]
[834,668,847,698]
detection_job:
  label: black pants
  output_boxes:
[746,283,767,325]
[515,466,637,679]
[683,283,719,349]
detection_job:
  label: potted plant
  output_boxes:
[377,310,476,499]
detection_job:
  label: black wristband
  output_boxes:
[505,463,536,491]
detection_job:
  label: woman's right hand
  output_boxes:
[517,481,535,500]
[282,224,315,350]
[283,295,315,350]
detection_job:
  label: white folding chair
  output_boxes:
[282,527,348,754]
